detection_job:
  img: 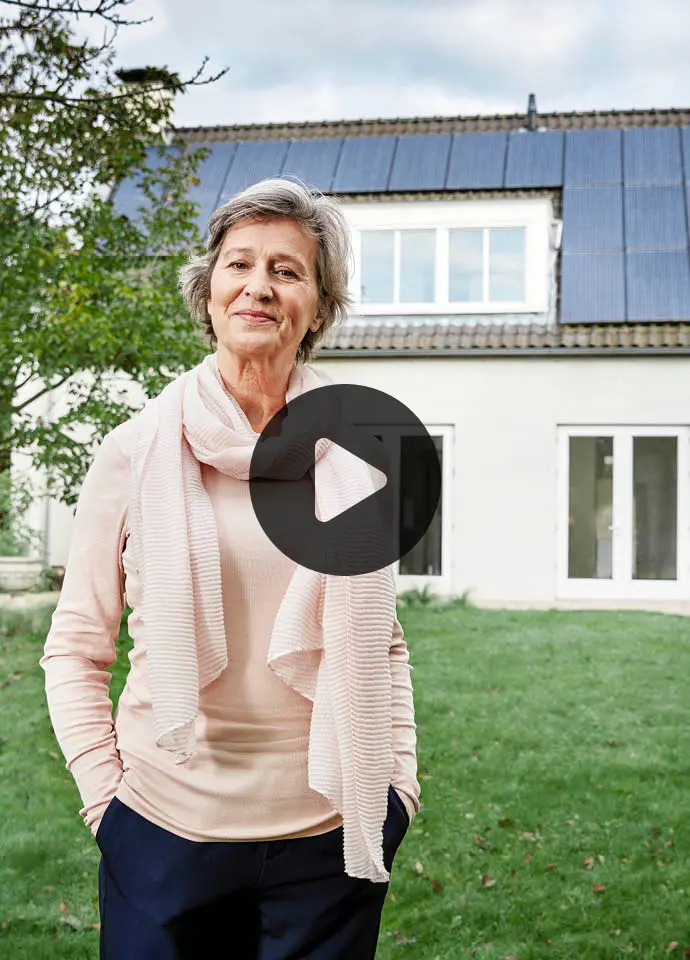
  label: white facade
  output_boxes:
[316,354,690,608]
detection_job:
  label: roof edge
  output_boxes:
[172,106,690,143]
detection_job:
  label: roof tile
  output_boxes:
[320,320,690,354]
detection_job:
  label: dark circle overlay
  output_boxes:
[249,384,441,576]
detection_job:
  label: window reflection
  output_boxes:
[361,231,394,303]
[400,230,435,303]
[568,436,613,579]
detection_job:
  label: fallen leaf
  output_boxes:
[524,852,533,863]
[392,931,417,945]
[564,819,574,825]
[668,942,679,951]
[480,874,496,888]
[520,831,537,841]
[414,861,424,874]
[59,901,68,913]
[592,883,606,893]
[583,856,595,869]
[547,863,557,871]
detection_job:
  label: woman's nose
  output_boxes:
[244,266,273,300]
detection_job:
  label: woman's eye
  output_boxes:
[277,268,297,279]
[228,261,247,270]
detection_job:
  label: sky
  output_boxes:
[84,0,690,128]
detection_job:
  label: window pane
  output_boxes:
[568,437,613,579]
[360,231,394,303]
[400,230,435,303]
[633,437,677,580]
[489,227,525,301]
[399,435,443,575]
[449,229,483,302]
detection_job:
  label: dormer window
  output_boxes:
[343,197,552,317]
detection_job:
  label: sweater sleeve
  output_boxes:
[39,427,130,837]
[389,613,421,824]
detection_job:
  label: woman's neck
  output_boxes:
[215,350,293,434]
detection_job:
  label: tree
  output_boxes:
[0,0,227,508]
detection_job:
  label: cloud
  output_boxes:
[97,0,690,126]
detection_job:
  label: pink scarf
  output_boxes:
[128,351,397,882]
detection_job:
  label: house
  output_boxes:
[37,98,690,611]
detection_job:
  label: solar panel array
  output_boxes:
[114,126,690,324]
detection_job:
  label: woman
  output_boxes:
[40,177,420,959]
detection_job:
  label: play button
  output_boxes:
[249,384,441,576]
[314,442,387,521]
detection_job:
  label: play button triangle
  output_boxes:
[315,441,387,521]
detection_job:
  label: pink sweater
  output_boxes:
[40,417,420,843]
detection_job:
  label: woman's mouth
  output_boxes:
[236,310,276,325]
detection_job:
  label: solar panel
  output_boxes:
[184,142,237,233]
[111,145,175,220]
[280,138,343,192]
[560,252,625,323]
[563,130,622,186]
[626,251,690,320]
[331,136,398,193]
[682,127,690,181]
[624,185,687,250]
[445,132,507,189]
[217,140,290,202]
[504,131,564,188]
[623,127,682,184]
[561,186,623,253]
[388,134,452,191]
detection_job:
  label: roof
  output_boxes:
[173,106,690,143]
[115,105,690,353]
[320,320,690,355]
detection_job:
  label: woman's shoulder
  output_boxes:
[100,416,142,467]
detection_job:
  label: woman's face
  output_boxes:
[207,216,323,367]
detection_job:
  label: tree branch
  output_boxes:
[0,0,151,27]
[13,371,74,413]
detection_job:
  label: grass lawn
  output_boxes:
[1,599,690,959]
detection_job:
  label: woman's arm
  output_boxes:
[390,613,421,823]
[39,426,130,837]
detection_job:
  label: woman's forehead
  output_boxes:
[220,217,316,256]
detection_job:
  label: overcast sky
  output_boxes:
[95,0,690,128]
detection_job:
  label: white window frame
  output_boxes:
[372,423,454,596]
[556,425,690,600]
[342,197,552,317]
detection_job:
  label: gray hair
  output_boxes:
[178,177,353,363]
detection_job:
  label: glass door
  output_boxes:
[557,427,689,600]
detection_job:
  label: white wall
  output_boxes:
[316,354,690,605]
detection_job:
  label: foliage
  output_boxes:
[396,584,437,608]
[0,0,227,503]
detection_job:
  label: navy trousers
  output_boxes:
[96,784,411,959]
